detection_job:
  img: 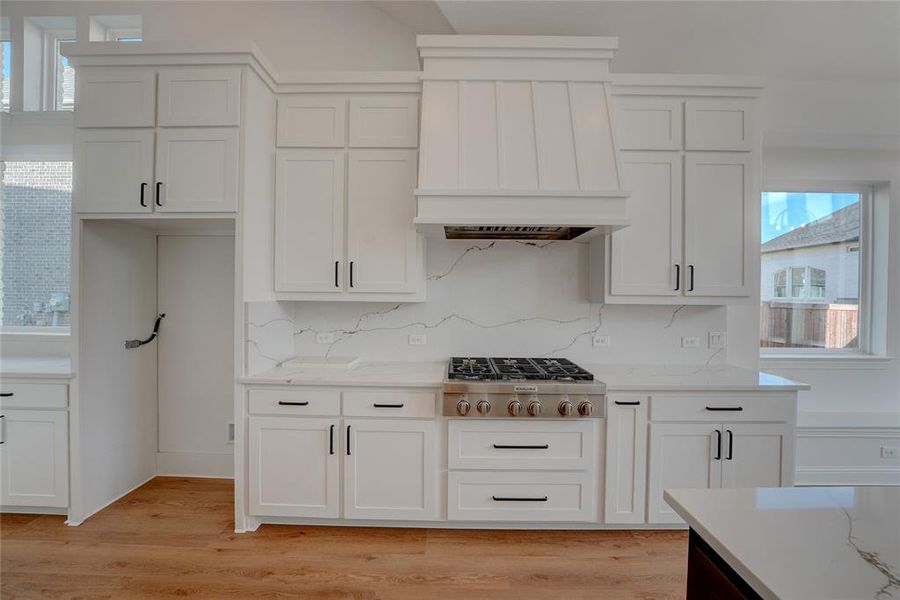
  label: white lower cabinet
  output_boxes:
[343,419,436,520]
[0,410,69,508]
[720,423,792,489]
[604,396,648,524]
[448,471,594,522]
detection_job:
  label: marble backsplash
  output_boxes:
[246,239,727,374]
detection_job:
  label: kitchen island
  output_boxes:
[665,486,900,600]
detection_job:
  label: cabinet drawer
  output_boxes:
[75,67,156,127]
[448,471,594,522]
[685,99,754,151]
[277,95,347,147]
[649,394,795,423]
[349,95,418,148]
[448,420,595,471]
[0,383,67,409]
[342,390,435,418]
[615,97,683,150]
[158,67,242,127]
[248,389,340,416]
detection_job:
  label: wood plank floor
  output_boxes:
[1,477,687,599]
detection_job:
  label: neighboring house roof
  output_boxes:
[762,202,859,253]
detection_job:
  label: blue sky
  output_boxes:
[2,41,10,79]
[761,192,860,243]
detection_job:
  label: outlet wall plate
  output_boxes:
[881,446,899,460]
[709,332,727,349]
[592,335,611,347]
[682,336,700,349]
[408,334,427,346]
[315,332,335,344]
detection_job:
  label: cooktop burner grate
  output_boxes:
[447,357,594,381]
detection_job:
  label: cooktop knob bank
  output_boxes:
[443,358,606,419]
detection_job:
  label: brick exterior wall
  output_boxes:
[0,161,72,326]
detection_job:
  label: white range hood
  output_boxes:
[414,35,630,241]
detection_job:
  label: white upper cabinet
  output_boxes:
[277,95,347,147]
[685,98,755,151]
[157,68,242,127]
[684,152,754,297]
[614,97,683,151]
[348,95,418,148]
[74,129,155,213]
[155,128,239,212]
[346,150,419,294]
[74,68,157,128]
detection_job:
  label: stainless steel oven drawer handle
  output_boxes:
[492,496,548,502]
[492,444,549,449]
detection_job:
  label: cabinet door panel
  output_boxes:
[344,419,435,520]
[604,396,649,524]
[684,153,753,297]
[75,67,156,127]
[277,95,347,147]
[648,423,720,524]
[157,67,241,127]
[248,416,339,518]
[74,129,154,213]
[610,153,683,296]
[721,423,791,489]
[0,410,68,508]
[685,99,754,151]
[614,97,683,151]
[274,150,345,292]
[347,150,419,294]
[349,95,418,148]
[155,128,239,212]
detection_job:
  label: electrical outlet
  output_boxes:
[227,422,235,444]
[408,334,427,346]
[709,332,727,349]
[315,332,334,344]
[592,335,611,347]
[682,336,700,349]
[881,446,899,460]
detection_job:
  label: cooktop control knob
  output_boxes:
[578,400,594,417]
[527,400,543,417]
[476,399,492,415]
[558,400,574,416]
[456,399,471,416]
[507,399,523,416]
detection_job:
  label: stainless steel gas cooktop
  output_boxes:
[443,357,606,419]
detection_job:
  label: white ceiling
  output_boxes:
[386,0,900,82]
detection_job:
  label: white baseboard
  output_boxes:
[156,452,234,478]
[796,425,900,486]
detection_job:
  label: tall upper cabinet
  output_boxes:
[590,76,762,305]
[273,75,425,302]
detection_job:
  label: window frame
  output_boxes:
[40,28,75,111]
[760,182,873,358]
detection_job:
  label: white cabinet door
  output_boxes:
[248,416,339,518]
[720,423,792,489]
[346,150,419,294]
[614,97,683,151]
[647,422,720,524]
[274,150,346,293]
[74,129,155,213]
[74,67,156,127]
[685,99,754,151]
[684,153,753,297]
[277,95,347,147]
[157,67,242,127]
[609,153,683,297]
[343,419,436,520]
[0,410,68,508]
[155,127,239,212]
[349,95,419,148]
[604,396,648,524]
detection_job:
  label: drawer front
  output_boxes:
[615,97,683,150]
[0,383,67,409]
[277,95,347,147]
[649,394,795,423]
[448,420,595,471]
[448,471,594,522]
[158,67,242,127]
[342,390,436,418]
[248,389,340,416]
[348,95,419,148]
[685,98,754,151]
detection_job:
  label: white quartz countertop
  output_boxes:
[665,487,900,600]
[0,356,74,379]
[241,361,808,391]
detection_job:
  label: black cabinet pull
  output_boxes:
[492,444,549,450]
[140,182,148,207]
[334,261,339,288]
[373,403,404,409]
[0,393,13,397]
[346,425,351,456]
[155,182,163,207]
[688,265,695,291]
[329,424,335,455]
[614,400,640,406]
[705,406,743,412]
[726,429,734,460]
[674,264,680,291]
[714,429,722,460]
[492,496,548,502]
[349,261,355,288]
[277,401,309,406]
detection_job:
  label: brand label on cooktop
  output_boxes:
[514,385,539,393]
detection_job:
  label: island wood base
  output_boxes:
[687,529,763,600]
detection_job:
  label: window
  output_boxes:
[1,17,9,112]
[50,34,75,111]
[0,161,72,331]
[761,190,866,352]
[88,15,142,43]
